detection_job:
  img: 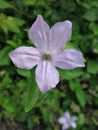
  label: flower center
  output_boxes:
[43,54,51,61]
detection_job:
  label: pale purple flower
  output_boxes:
[58,111,77,130]
[9,15,85,93]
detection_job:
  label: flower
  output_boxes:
[9,15,85,93]
[58,111,77,130]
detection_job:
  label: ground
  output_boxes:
[0,118,44,130]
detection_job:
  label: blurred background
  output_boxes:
[0,0,98,130]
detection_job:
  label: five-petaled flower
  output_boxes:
[58,111,77,130]
[9,15,85,93]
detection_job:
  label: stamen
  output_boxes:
[43,54,51,60]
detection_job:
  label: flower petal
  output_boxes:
[54,49,85,69]
[62,124,69,130]
[71,116,78,121]
[70,122,77,128]
[50,20,72,51]
[29,15,50,52]
[35,61,59,92]
[9,46,40,69]
[58,117,66,124]
[58,117,69,130]
[64,112,70,120]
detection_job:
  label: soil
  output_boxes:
[0,118,44,130]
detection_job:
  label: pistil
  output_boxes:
[43,54,51,60]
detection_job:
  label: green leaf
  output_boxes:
[69,79,77,91]
[17,69,30,78]
[25,85,39,112]
[0,46,11,66]
[64,42,79,50]
[91,23,98,35]
[7,17,25,33]
[83,9,97,22]
[75,82,86,108]
[77,113,85,126]
[24,0,36,6]
[3,99,16,113]
[87,60,98,74]
[69,80,86,107]
[0,0,14,9]
[6,40,18,48]
[27,117,34,129]
[91,1,98,7]
[58,68,83,80]
[13,17,25,26]
[7,17,20,33]
[0,14,25,34]
[25,69,44,112]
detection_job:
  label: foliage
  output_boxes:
[0,0,98,129]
